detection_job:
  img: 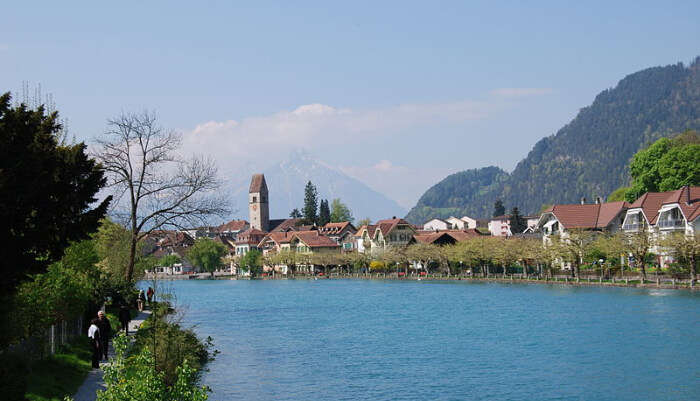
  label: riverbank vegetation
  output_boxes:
[0,94,224,400]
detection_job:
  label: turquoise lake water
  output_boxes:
[162,279,700,401]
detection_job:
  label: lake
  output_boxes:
[160,279,700,401]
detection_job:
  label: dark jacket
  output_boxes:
[118,307,131,324]
[97,317,111,339]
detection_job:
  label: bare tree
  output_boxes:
[95,111,228,281]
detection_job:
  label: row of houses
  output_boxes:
[145,173,697,274]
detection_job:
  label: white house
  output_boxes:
[460,216,478,229]
[423,218,450,231]
[488,215,512,237]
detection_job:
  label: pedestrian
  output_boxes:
[96,310,112,360]
[118,304,131,335]
[147,286,154,305]
[88,318,101,369]
[137,290,146,312]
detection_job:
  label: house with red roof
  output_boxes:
[355,217,417,254]
[318,221,357,251]
[537,200,629,239]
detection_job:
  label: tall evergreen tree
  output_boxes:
[318,199,331,226]
[289,208,302,218]
[493,199,505,217]
[0,92,110,298]
[509,207,527,234]
[303,181,318,225]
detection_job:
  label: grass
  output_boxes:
[25,336,92,401]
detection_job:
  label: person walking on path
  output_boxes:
[96,311,111,361]
[147,286,154,305]
[118,304,131,335]
[87,318,101,369]
[137,290,146,312]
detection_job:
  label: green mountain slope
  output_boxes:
[405,57,700,224]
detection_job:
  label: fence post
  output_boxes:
[50,324,56,355]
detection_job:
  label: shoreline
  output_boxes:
[146,272,698,291]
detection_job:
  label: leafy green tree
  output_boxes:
[99,334,210,401]
[187,239,227,276]
[302,181,318,224]
[160,254,181,267]
[239,249,263,277]
[357,218,371,227]
[659,233,699,286]
[0,92,110,299]
[289,208,302,218]
[330,198,354,223]
[607,186,629,201]
[626,131,699,201]
[493,199,505,217]
[509,207,527,234]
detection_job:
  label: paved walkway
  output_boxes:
[73,310,151,401]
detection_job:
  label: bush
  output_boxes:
[131,303,215,386]
[98,334,209,401]
[0,351,29,401]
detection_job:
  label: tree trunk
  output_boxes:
[127,237,138,282]
[689,256,696,287]
[639,262,647,281]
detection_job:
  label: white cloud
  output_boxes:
[490,87,554,98]
[182,99,495,172]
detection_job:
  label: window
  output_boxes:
[252,196,257,203]
[344,243,353,249]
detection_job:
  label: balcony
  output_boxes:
[658,219,685,229]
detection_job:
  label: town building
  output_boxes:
[488,215,512,236]
[318,222,357,251]
[356,217,417,254]
[537,200,629,239]
[249,174,270,231]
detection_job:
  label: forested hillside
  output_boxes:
[406,57,700,223]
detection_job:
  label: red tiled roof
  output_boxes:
[319,221,356,235]
[261,231,295,246]
[249,174,267,193]
[375,218,413,236]
[292,231,340,248]
[354,224,377,238]
[548,202,628,229]
[269,218,303,232]
[661,186,700,222]
[235,228,267,245]
[629,192,669,224]
[215,219,248,232]
[413,229,484,244]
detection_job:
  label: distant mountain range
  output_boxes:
[224,151,406,223]
[405,57,700,224]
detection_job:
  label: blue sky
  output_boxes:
[2,1,699,208]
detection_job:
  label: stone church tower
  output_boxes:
[249,174,269,231]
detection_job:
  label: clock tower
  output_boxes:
[249,174,269,231]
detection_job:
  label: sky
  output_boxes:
[2,1,699,209]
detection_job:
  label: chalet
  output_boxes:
[537,200,629,239]
[318,222,357,251]
[655,186,699,236]
[356,218,417,253]
[234,228,267,256]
